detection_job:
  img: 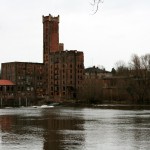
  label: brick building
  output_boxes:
[48,50,84,101]
[1,62,46,104]
[1,14,84,103]
[85,66,112,79]
[43,14,84,101]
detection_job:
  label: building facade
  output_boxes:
[85,66,112,79]
[48,50,84,101]
[43,14,84,101]
[1,14,84,103]
[1,62,46,104]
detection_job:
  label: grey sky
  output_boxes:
[0,0,150,70]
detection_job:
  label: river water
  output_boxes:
[0,106,150,150]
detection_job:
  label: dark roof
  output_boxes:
[85,66,110,73]
[0,80,15,86]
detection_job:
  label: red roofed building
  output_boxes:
[1,62,46,106]
[0,80,15,107]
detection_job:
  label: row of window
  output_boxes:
[50,80,81,85]
[50,64,83,68]
[50,75,83,80]
[0,86,14,91]
[50,69,83,74]
[18,76,43,80]
[50,92,66,96]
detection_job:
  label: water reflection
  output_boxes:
[0,107,150,150]
[41,109,85,150]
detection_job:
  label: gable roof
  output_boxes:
[0,80,15,86]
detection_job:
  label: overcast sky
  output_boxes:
[1,0,150,71]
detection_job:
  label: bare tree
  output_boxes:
[115,60,129,76]
[127,54,150,103]
[113,54,150,104]
[91,0,104,14]
[78,78,103,104]
[129,54,141,71]
[141,54,150,71]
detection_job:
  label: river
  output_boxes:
[0,106,150,150]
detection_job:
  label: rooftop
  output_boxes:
[0,80,15,86]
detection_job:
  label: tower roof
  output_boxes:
[42,14,59,23]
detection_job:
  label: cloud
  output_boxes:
[1,0,150,70]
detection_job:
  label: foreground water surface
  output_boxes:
[0,106,150,150]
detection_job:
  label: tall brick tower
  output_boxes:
[42,14,84,101]
[43,14,59,65]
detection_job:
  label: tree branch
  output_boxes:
[91,0,104,14]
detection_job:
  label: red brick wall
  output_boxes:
[43,15,59,64]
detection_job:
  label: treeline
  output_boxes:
[78,54,150,105]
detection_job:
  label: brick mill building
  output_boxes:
[1,62,46,105]
[48,50,84,101]
[43,15,84,101]
[1,14,84,104]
